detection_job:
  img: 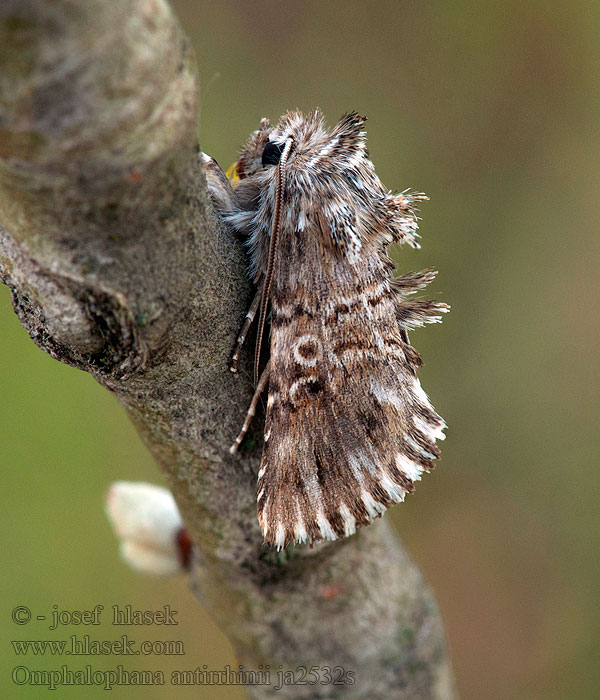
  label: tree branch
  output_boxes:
[0,1,457,697]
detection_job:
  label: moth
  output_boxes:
[203,110,448,549]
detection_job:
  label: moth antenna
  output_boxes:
[253,136,294,386]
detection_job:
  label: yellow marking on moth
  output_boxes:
[226,162,240,182]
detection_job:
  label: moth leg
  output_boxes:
[229,360,271,454]
[231,275,264,373]
[201,152,236,212]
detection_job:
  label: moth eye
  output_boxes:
[261,141,284,167]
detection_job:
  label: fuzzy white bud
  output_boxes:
[105,481,190,576]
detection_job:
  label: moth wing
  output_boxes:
[257,285,445,549]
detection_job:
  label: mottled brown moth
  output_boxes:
[203,110,448,549]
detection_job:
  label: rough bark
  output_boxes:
[0,1,457,698]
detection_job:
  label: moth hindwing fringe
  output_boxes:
[204,109,448,550]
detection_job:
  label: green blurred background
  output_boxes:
[1,1,598,698]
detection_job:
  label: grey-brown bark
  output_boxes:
[0,1,456,698]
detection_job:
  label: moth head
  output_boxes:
[265,110,368,171]
[235,110,369,181]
